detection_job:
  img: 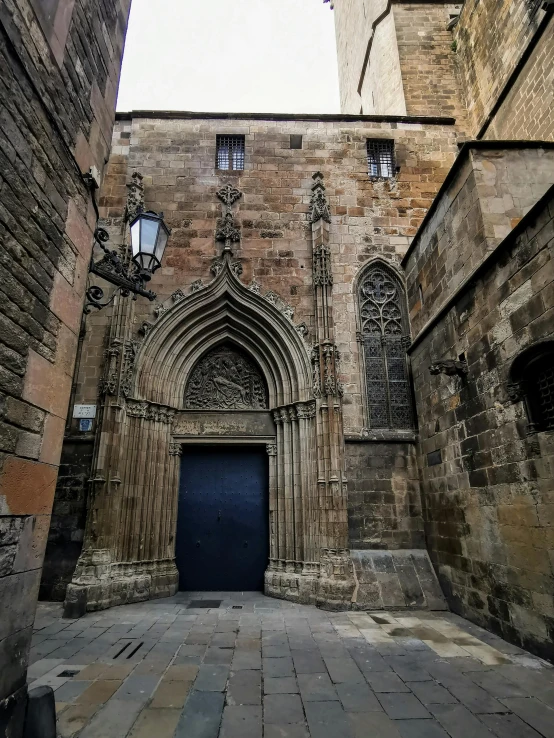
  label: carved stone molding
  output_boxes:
[266,444,277,456]
[185,345,268,410]
[138,321,153,338]
[249,280,261,294]
[311,346,322,399]
[217,183,242,210]
[211,257,243,278]
[313,243,333,286]
[172,288,185,302]
[190,279,204,293]
[154,303,168,320]
[169,442,182,456]
[126,399,176,424]
[215,184,243,252]
[99,340,121,396]
[308,171,331,224]
[125,171,144,223]
[121,341,138,398]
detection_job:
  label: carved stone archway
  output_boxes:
[66,252,354,613]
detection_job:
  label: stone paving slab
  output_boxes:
[30,592,554,737]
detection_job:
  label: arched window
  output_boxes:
[358,262,413,429]
[509,342,554,433]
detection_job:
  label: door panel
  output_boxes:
[176,446,269,591]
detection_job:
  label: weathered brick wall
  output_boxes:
[394,3,466,121]
[453,0,549,137]
[346,441,424,549]
[52,114,459,576]
[0,0,129,731]
[486,18,554,142]
[405,146,554,660]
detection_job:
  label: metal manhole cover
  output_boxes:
[187,600,222,609]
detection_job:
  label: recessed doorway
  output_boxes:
[176,445,269,591]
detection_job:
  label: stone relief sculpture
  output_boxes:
[184,345,268,410]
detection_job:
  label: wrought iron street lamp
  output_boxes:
[84,209,171,314]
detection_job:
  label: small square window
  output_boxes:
[290,134,303,149]
[216,135,245,171]
[367,139,395,179]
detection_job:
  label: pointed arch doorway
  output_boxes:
[177,445,269,591]
[176,342,272,591]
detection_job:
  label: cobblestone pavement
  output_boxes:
[29,592,554,738]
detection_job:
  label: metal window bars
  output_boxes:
[216,135,245,171]
[366,139,395,179]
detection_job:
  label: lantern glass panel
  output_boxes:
[130,220,141,260]
[154,227,169,264]
[140,217,159,255]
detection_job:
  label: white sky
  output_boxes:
[116,0,340,114]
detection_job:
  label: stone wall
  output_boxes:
[46,113,461,606]
[404,145,554,660]
[453,0,551,138]
[404,144,554,339]
[0,1,130,733]
[332,1,465,119]
[486,18,554,142]
[394,3,465,121]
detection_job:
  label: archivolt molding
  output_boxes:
[131,252,312,409]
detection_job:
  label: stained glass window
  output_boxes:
[359,263,413,429]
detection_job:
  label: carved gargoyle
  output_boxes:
[429,359,468,377]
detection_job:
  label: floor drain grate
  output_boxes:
[58,670,80,678]
[232,606,243,610]
[127,642,144,658]
[114,642,131,659]
[187,600,222,609]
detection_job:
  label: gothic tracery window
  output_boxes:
[359,263,413,429]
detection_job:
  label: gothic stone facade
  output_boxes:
[0,1,130,734]
[48,113,458,619]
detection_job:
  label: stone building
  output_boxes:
[0,1,130,734]
[2,0,554,732]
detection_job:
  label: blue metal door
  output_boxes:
[176,446,269,591]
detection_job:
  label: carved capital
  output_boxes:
[126,399,176,424]
[296,400,316,419]
[266,443,277,456]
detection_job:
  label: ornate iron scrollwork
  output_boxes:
[85,226,156,313]
[184,345,268,410]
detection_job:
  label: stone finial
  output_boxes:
[308,171,331,224]
[125,171,144,222]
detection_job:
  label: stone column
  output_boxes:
[308,172,355,609]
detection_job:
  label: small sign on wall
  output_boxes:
[79,419,93,432]
[73,404,97,419]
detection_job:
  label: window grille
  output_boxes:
[216,135,245,171]
[509,343,554,434]
[367,139,395,179]
[359,264,413,429]
[537,364,554,430]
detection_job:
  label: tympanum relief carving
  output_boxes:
[184,345,268,410]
